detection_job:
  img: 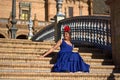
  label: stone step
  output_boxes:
[0,56,113,65]
[0,52,101,58]
[0,48,45,55]
[0,38,76,52]
[0,38,56,45]
[0,50,44,55]
[0,40,78,51]
[0,39,108,54]
[79,52,112,59]
[0,53,113,61]
[0,65,119,73]
[0,59,113,66]
[0,50,112,60]
[0,51,87,59]
[0,72,120,80]
[0,63,119,72]
[78,47,105,53]
[0,47,78,52]
[0,67,117,73]
[0,52,92,60]
[0,43,53,49]
[0,47,78,54]
[0,47,53,55]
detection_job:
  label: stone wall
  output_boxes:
[0,0,89,22]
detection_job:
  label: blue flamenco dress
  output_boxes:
[52,39,90,72]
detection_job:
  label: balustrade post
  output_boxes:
[28,15,33,40]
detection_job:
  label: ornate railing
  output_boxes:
[32,23,55,41]
[57,16,111,50]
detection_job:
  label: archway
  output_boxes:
[0,34,5,38]
[16,35,27,39]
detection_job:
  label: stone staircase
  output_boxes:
[0,38,120,80]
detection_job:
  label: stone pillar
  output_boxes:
[106,0,120,65]
[10,0,18,39]
[88,0,93,15]
[54,0,65,42]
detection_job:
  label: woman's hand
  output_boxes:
[38,39,62,58]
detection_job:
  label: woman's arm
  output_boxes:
[42,39,62,57]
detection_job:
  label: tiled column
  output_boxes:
[106,0,120,65]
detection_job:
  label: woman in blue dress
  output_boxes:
[42,25,90,73]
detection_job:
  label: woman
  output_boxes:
[42,25,90,73]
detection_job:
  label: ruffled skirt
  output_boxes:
[52,51,90,72]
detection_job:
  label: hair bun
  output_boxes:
[64,25,70,32]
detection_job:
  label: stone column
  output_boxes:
[106,0,120,65]
[54,0,65,42]
[10,0,18,39]
[88,0,93,15]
